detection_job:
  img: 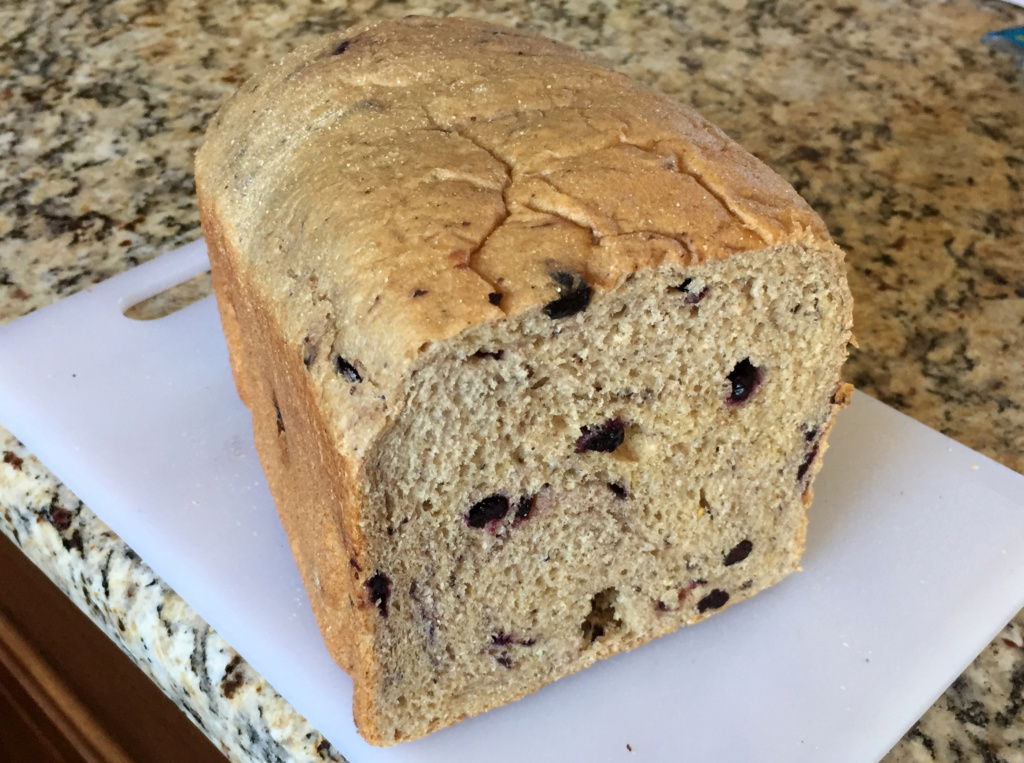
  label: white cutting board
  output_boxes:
[1,238,1023,762]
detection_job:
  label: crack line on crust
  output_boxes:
[619,137,766,243]
[422,107,512,315]
[523,175,698,260]
[519,175,610,244]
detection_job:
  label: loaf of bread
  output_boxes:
[196,16,853,746]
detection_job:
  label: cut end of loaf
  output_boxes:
[357,242,851,744]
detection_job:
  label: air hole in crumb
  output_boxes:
[582,587,621,645]
[608,482,629,499]
[274,402,285,435]
[472,349,505,361]
[699,489,712,518]
[302,335,319,368]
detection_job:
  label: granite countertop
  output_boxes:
[1,0,1022,760]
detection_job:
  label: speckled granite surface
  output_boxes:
[1,1,1022,761]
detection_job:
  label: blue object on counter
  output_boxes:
[983,26,1024,67]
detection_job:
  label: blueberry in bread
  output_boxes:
[195,16,854,746]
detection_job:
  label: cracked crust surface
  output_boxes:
[196,16,853,746]
[197,15,830,435]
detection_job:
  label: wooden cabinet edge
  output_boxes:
[0,605,132,762]
[0,532,227,762]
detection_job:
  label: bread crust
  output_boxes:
[196,16,853,746]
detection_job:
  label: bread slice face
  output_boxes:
[196,16,853,745]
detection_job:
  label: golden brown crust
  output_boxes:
[196,16,852,746]
[195,17,837,461]
[199,189,389,741]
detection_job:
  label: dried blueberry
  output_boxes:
[466,494,510,529]
[275,404,285,434]
[724,539,753,566]
[804,426,819,442]
[412,288,428,297]
[671,278,710,304]
[491,632,535,647]
[514,495,534,524]
[331,39,351,55]
[576,418,626,453]
[488,292,503,306]
[365,573,391,617]
[797,443,820,482]
[543,272,591,319]
[349,558,361,572]
[495,654,514,669]
[697,589,729,613]
[726,358,761,405]
[608,482,629,499]
[686,286,710,304]
[334,356,362,383]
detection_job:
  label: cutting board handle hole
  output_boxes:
[123,270,213,321]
